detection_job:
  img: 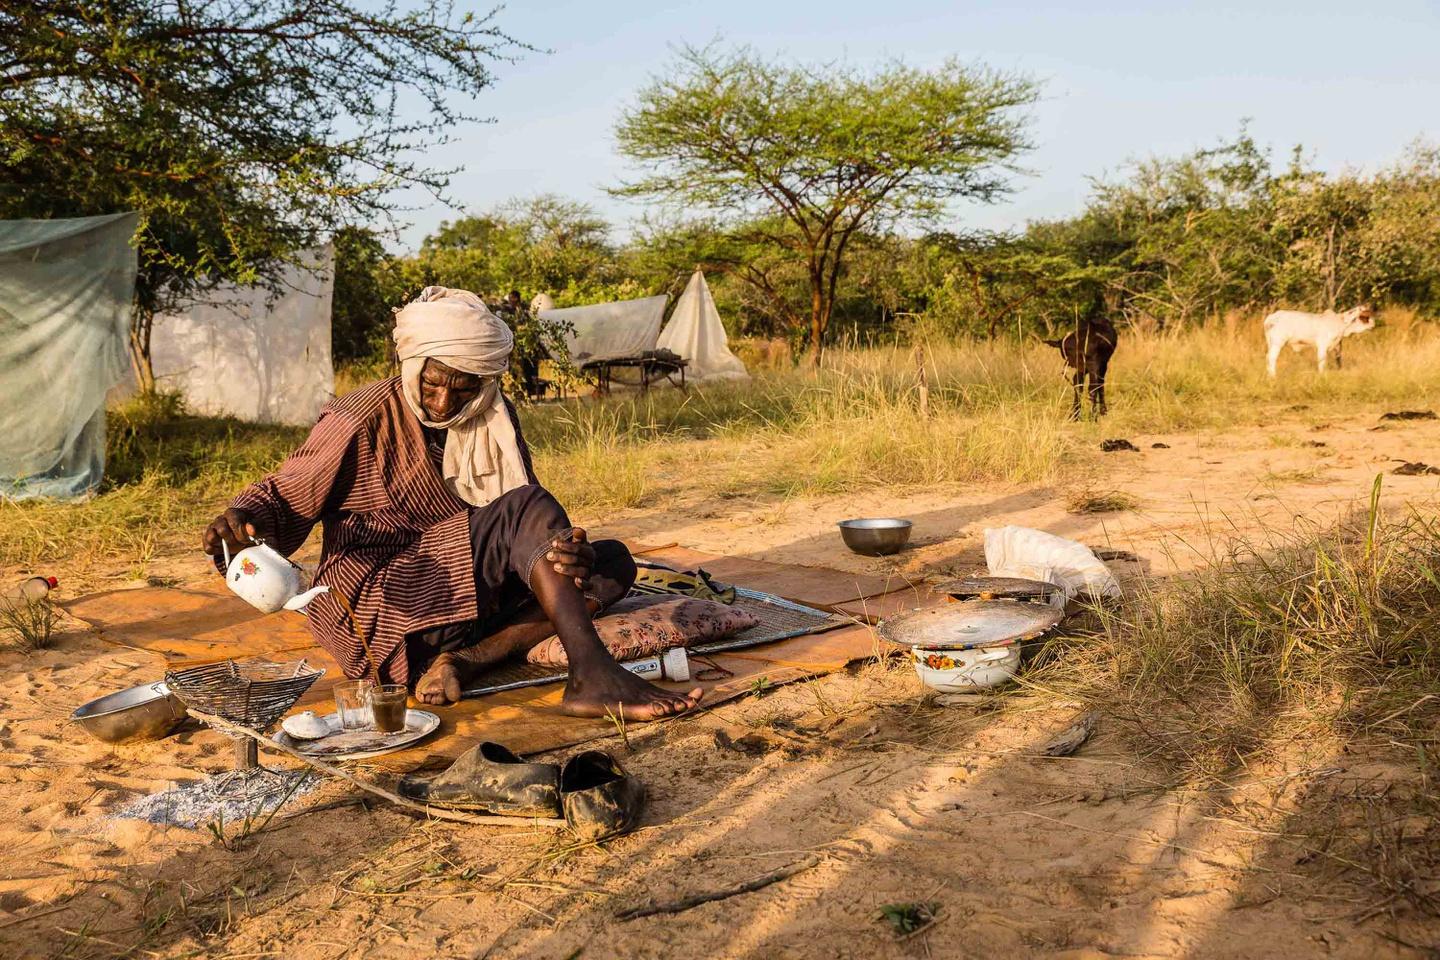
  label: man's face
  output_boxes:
[419,358,486,421]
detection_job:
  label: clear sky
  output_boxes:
[387,0,1440,251]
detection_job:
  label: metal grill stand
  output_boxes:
[165,659,324,779]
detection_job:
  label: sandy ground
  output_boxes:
[2,407,1439,958]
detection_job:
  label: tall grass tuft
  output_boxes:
[1034,477,1440,779]
[536,408,654,512]
[0,598,58,651]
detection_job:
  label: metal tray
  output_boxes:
[272,709,440,760]
[877,600,1064,650]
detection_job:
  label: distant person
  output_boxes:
[201,286,702,720]
[504,289,525,318]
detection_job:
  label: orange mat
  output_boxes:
[635,544,914,608]
[63,547,932,767]
[831,581,952,624]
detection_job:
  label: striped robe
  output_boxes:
[222,377,538,684]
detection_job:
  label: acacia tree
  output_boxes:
[1,0,521,389]
[613,45,1038,365]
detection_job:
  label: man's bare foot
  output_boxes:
[561,658,703,721]
[416,653,464,705]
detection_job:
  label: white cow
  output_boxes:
[1263,305,1374,377]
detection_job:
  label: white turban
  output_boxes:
[393,286,529,507]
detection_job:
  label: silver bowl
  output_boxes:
[838,518,913,556]
[71,681,189,744]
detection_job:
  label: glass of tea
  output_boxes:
[366,683,409,733]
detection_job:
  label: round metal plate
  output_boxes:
[272,709,440,760]
[936,576,1061,601]
[878,600,1064,650]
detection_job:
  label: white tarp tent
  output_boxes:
[148,245,334,426]
[0,212,138,500]
[657,270,749,381]
[540,294,667,366]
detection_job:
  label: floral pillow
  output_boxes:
[526,595,759,667]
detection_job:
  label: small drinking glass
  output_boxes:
[366,683,409,733]
[333,680,371,731]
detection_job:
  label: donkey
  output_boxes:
[1044,297,1118,419]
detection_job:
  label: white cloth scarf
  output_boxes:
[393,286,528,507]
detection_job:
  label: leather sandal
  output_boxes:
[398,742,561,818]
[560,750,646,841]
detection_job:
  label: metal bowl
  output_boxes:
[838,518,913,556]
[71,681,189,744]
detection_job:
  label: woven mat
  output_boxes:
[462,588,845,696]
[64,543,934,766]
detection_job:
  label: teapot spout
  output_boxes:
[283,585,331,612]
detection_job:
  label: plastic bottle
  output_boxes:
[620,647,692,682]
[2,576,56,604]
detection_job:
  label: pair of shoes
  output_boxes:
[397,743,645,840]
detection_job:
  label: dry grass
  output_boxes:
[1026,478,1440,919]
[1065,488,1138,514]
[529,312,1440,511]
[0,597,58,650]
[3,312,1440,579]
[1034,478,1440,778]
[0,393,305,574]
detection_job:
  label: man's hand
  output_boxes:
[546,527,597,590]
[203,508,260,559]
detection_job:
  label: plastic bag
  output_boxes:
[984,525,1121,604]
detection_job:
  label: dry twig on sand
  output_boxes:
[185,708,566,829]
[1040,711,1099,757]
[615,853,823,920]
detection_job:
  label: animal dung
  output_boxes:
[1380,410,1437,422]
[1151,442,1170,449]
[1392,462,1440,476]
[1100,438,1139,452]
[281,710,331,740]
[1091,548,1140,563]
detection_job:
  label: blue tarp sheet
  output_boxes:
[0,212,138,499]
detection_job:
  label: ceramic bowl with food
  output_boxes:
[911,644,1020,691]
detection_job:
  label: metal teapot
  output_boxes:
[221,539,329,614]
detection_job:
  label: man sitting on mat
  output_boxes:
[201,286,703,720]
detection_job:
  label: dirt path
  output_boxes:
[604,406,1440,584]
[1,408,1437,958]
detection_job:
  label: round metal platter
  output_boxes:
[878,599,1064,650]
[273,709,440,760]
[936,576,1061,602]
